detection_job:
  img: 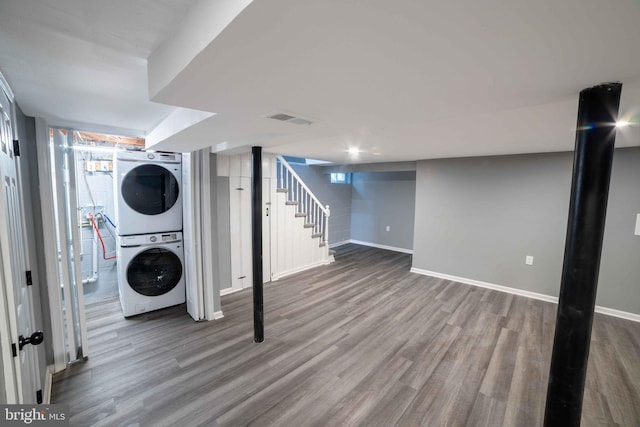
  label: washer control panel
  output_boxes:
[119,232,182,247]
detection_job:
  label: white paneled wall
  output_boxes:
[271,155,333,280]
[219,152,332,294]
[272,191,330,279]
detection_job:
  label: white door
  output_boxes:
[184,150,218,320]
[229,176,253,291]
[183,152,202,320]
[0,89,41,403]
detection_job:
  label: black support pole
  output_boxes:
[544,82,622,426]
[251,146,264,343]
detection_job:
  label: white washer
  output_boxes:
[117,232,186,317]
[114,150,182,236]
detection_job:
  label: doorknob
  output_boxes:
[18,331,44,351]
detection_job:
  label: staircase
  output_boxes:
[270,155,334,280]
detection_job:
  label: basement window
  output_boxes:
[330,172,351,184]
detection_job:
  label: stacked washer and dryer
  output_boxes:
[114,150,186,317]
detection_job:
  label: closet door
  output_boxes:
[0,87,42,403]
[229,176,252,291]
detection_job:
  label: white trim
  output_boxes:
[43,365,55,404]
[220,287,243,296]
[35,119,67,372]
[213,311,224,320]
[593,306,640,323]
[200,152,217,321]
[410,267,640,323]
[271,258,333,281]
[410,267,556,303]
[329,240,351,248]
[183,152,202,321]
[66,142,90,359]
[350,239,413,254]
[0,71,15,102]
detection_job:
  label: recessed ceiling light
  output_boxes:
[347,147,360,155]
[615,120,630,128]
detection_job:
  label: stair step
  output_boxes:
[286,200,298,205]
[304,223,315,228]
[295,212,307,218]
[311,233,323,238]
[329,249,336,256]
[276,188,288,193]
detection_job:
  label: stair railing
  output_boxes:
[276,155,330,245]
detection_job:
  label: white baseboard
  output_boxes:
[220,287,243,296]
[43,365,54,404]
[410,267,557,303]
[350,239,413,254]
[329,240,351,248]
[593,306,640,322]
[328,239,413,254]
[410,267,640,323]
[271,258,333,281]
[212,310,224,320]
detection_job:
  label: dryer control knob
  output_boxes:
[147,153,155,159]
[149,236,157,242]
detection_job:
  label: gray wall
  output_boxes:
[15,105,52,390]
[351,171,416,250]
[599,148,640,314]
[412,147,640,315]
[290,163,352,244]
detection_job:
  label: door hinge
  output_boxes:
[36,389,43,404]
[13,139,20,156]
[11,343,17,358]
[236,187,245,191]
[26,270,33,286]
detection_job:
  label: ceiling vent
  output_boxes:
[267,113,312,126]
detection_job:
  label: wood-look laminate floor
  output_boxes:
[52,244,640,426]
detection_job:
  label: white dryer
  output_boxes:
[117,232,186,317]
[114,150,182,236]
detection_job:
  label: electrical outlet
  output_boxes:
[525,255,534,266]
[84,160,113,172]
[97,161,112,171]
[386,226,390,232]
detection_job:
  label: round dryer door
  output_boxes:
[127,248,183,296]
[121,164,180,215]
